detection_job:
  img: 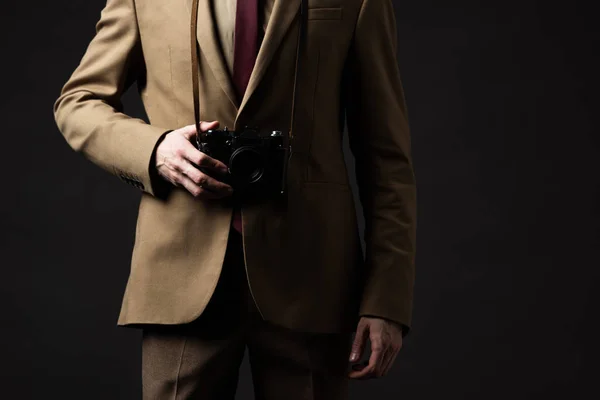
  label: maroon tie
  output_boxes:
[231,0,259,233]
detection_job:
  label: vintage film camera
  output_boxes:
[189,0,308,202]
[195,127,289,200]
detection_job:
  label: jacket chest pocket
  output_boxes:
[307,0,344,20]
[308,0,343,11]
[308,7,343,20]
[305,1,345,49]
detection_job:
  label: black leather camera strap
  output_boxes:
[190,0,308,150]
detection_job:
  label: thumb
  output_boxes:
[349,322,369,362]
[199,120,220,132]
[178,121,219,140]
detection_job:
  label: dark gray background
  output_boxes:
[1,0,598,398]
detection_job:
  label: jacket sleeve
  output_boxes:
[345,0,417,333]
[53,0,171,198]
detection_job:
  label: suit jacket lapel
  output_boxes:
[236,0,300,123]
[185,0,239,110]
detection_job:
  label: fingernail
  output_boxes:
[350,352,357,361]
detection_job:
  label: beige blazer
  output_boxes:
[54,0,416,334]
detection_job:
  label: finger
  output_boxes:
[349,322,369,363]
[178,121,219,140]
[162,160,228,200]
[195,172,233,197]
[177,161,232,196]
[348,344,383,380]
[163,156,227,196]
[182,144,228,174]
[199,120,220,132]
[349,332,383,380]
[157,165,200,195]
[172,170,220,200]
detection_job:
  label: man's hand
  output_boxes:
[348,316,403,379]
[155,122,233,199]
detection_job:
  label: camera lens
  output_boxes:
[229,146,265,185]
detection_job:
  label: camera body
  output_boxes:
[195,127,288,199]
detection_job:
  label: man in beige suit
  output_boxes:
[54,0,416,398]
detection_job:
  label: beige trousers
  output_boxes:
[141,229,353,399]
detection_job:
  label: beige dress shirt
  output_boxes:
[212,0,274,75]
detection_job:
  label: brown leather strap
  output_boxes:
[190,0,202,146]
[190,0,308,192]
